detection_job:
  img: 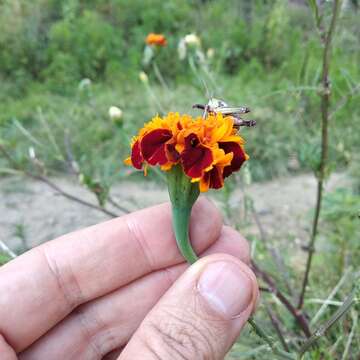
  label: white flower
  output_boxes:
[178,34,201,60]
[184,33,201,46]
[139,71,149,83]
[108,106,123,120]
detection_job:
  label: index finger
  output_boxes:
[0,197,222,352]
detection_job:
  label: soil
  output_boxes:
[0,172,349,255]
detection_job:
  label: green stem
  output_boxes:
[298,0,342,311]
[297,283,359,359]
[167,165,200,264]
[248,317,296,360]
[171,206,198,264]
[152,61,170,91]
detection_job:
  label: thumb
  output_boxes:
[120,254,259,360]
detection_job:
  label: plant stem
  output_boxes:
[188,55,211,95]
[251,201,294,297]
[265,303,290,352]
[152,61,170,91]
[253,261,312,337]
[0,145,120,218]
[167,165,200,264]
[171,206,198,264]
[298,284,359,359]
[0,240,17,259]
[311,268,351,326]
[248,318,296,360]
[144,80,166,114]
[341,310,358,360]
[298,0,342,310]
[107,195,132,214]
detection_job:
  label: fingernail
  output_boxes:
[197,261,253,318]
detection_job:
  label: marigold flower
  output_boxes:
[124,102,253,266]
[145,33,167,46]
[124,112,248,192]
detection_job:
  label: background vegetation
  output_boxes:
[0,0,359,359]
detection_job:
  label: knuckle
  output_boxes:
[143,307,219,360]
[124,216,155,271]
[39,245,84,310]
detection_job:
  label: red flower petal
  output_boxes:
[166,143,180,162]
[204,166,224,189]
[141,129,173,165]
[131,140,144,169]
[181,133,213,178]
[220,142,247,178]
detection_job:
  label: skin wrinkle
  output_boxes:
[160,265,179,288]
[144,307,216,360]
[138,337,163,360]
[91,310,129,357]
[163,308,217,358]
[71,306,104,359]
[40,244,84,312]
[150,323,189,360]
[124,215,155,272]
[94,327,122,358]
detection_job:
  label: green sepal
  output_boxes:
[167,164,200,264]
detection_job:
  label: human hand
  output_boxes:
[0,198,258,360]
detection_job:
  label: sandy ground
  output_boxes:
[0,172,348,255]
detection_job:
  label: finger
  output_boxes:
[19,227,250,359]
[0,197,222,352]
[103,348,122,360]
[120,254,258,360]
[207,226,250,265]
[0,335,17,360]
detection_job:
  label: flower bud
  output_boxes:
[207,48,215,59]
[139,71,149,83]
[108,106,123,121]
[184,33,201,46]
[78,78,92,90]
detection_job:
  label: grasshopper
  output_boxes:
[193,98,256,128]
